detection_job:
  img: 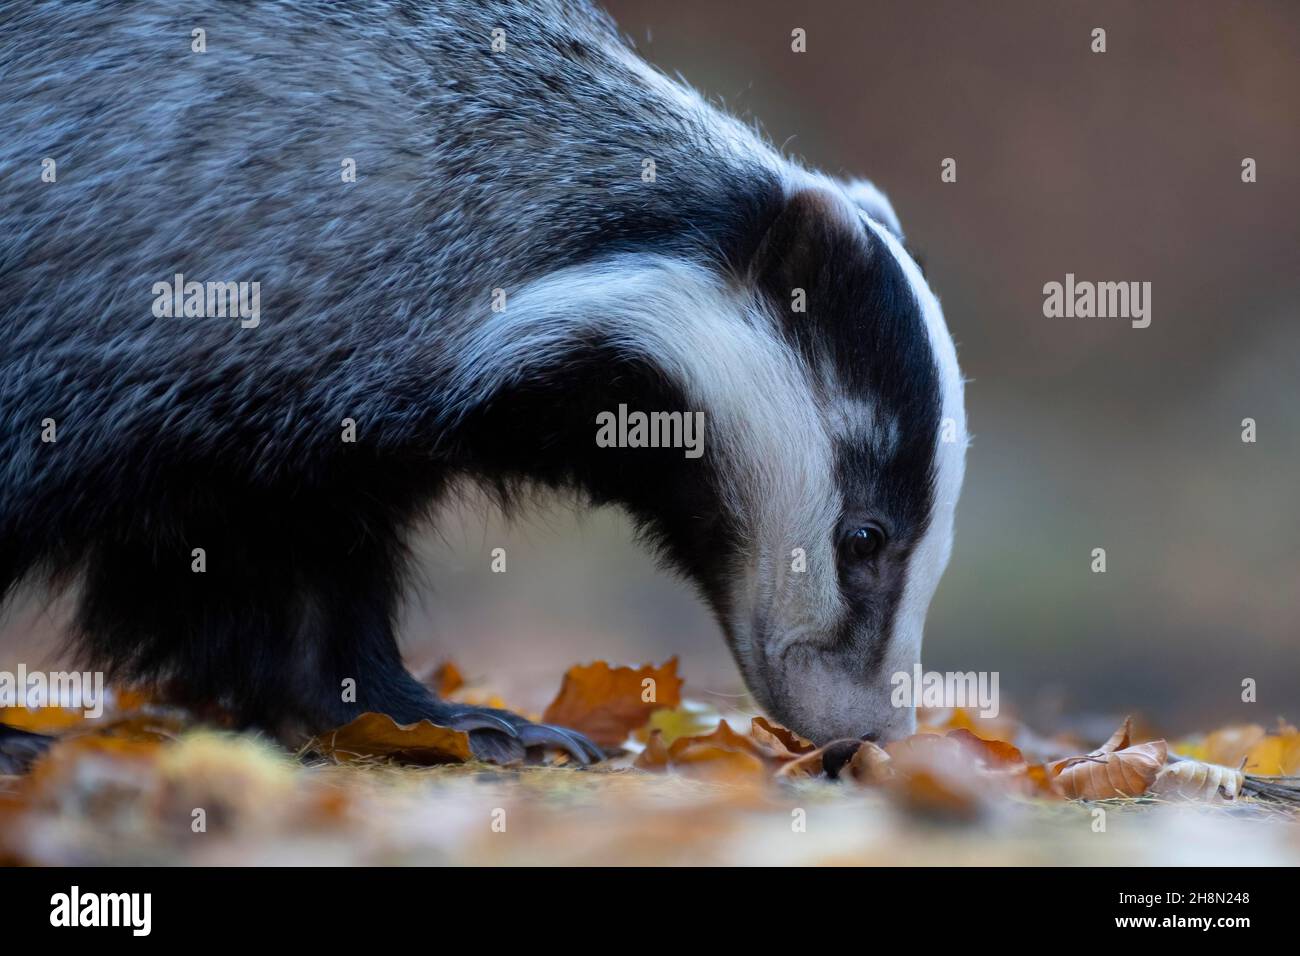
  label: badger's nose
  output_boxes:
[820,738,868,779]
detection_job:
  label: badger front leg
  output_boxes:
[68,503,601,767]
[285,524,604,766]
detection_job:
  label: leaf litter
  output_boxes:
[2,659,1298,865]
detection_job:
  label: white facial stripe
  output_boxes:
[441,255,844,671]
[859,217,968,690]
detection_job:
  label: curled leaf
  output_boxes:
[750,716,816,758]
[1152,759,1244,802]
[775,738,866,780]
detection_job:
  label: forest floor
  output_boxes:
[2,659,1298,866]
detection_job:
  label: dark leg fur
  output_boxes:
[67,485,600,765]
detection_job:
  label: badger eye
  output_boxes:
[843,525,885,563]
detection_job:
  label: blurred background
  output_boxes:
[2,0,1296,734]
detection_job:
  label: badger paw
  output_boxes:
[442,706,603,766]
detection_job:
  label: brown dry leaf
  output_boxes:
[751,716,816,758]
[1097,716,1134,753]
[309,713,470,765]
[543,658,683,748]
[1152,760,1244,802]
[1049,725,1168,800]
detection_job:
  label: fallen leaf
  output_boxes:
[429,661,465,697]
[1243,726,1300,776]
[635,720,769,782]
[1049,725,1167,800]
[775,738,892,784]
[543,658,683,748]
[1176,723,1264,767]
[1152,759,1244,802]
[947,728,1028,770]
[1097,716,1134,753]
[848,740,895,784]
[0,706,86,734]
[634,729,673,770]
[884,734,993,820]
[751,716,817,758]
[308,713,470,765]
[640,702,724,746]
[916,705,1021,744]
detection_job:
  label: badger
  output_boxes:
[0,0,968,765]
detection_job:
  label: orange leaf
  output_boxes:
[309,713,470,765]
[635,720,768,782]
[0,706,85,733]
[542,658,683,748]
[429,661,465,697]
[634,729,673,770]
[946,728,1028,770]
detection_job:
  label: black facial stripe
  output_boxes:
[752,192,943,663]
[756,196,942,539]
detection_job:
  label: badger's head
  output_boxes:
[670,179,968,745]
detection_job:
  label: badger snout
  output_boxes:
[755,640,918,747]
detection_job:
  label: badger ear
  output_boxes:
[838,178,903,239]
[748,187,862,298]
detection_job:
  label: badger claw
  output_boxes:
[0,724,55,774]
[446,706,603,766]
[443,709,519,737]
